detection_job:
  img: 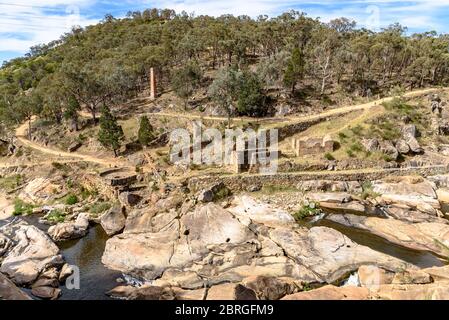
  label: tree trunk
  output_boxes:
[28,119,32,140]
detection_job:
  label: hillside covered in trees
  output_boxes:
[1,8,449,140]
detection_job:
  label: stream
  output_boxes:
[1,208,447,300]
[9,216,121,300]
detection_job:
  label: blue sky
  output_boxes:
[1,0,449,65]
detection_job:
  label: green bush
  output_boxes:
[46,209,66,223]
[360,181,380,200]
[13,199,35,216]
[65,194,79,205]
[293,202,321,221]
[89,201,112,215]
[324,152,335,161]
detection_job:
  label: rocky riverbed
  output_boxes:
[3,172,449,300]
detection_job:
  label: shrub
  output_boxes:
[324,152,335,161]
[13,199,35,216]
[46,209,66,223]
[89,201,112,215]
[361,181,380,200]
[65,194,79,205]
[293,202,321,221]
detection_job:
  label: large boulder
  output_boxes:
[19,178,62,204]
[281,285,369,300]
[380,141,399,160]
[0,272,32,300]
[268,226,411,284]
[48,213,90,242]
[362,139,380,153]
[372,176,440,214]
[328,214,449,257]
[0,220,61,285]
[228,195,295,227]
[100,206,126,236]
[102,203,255,280]
[395,140,411,155]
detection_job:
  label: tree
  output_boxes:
[236,71,267,117]
[283,47,305,94]
[97,105,124,157]
[171,62,203,110]
[64,95,81,131]
[207,67,240,127]
[13,92,43,140]
[138,115,154,146]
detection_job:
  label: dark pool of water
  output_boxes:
[58,225,121,300]
[300,216,446,269]
[4,216,120,300]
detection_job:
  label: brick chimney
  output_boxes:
[150,67,157,100]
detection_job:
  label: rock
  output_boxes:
[241,276,298,300]
[281,285,369,300]
[31,277,59,289]
[373,283,449,300]
[362,139,380,153]
[118,192,142,207]
[319,201,366,214]
[197,182,230,203]
[48,213,89,241]
[384,206,447,224]
[422,265,449,282]
[269,226,410,284]
[206,283,257,300]
[0,272,32,300]
[0,233,12,257]
[380,141,399,160]
[100,206,126,236]
[395,140,410,154]
[19,178,62,204]
[306,192,352,204]
[59,264,74,282]
[48,213,90,241]
[373,176,440,213]
[327,214,449,257]
[247,185,262,192]
[0,220,61,285]
[67,142,82,153]
[436,188,449,203]
[406,136,423,154]
[197,189,214,203]
[31,286,61,300]
[358,265,394,288]
[392,270,432,285]
[402,124,418,138]
[275,104,293,117]
[127,154,148,166]
[103,203,255,280]
[228,195,295,227]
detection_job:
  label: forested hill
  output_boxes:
[1,8,449,138]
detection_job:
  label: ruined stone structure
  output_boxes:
[150,67,157,100]
[291,135,335,157]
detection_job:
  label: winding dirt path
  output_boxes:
[8,87,442,169]
[14,119,124,167]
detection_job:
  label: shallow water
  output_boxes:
[300,217,446,269]
[5,215,120,300]
[58,225,121,300]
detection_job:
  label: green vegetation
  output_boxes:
[293,202,322,221]
[0,174,23,191]
[98,105,125,157]
[138,115,155,146]
[64,194,79,205]
[324,152,335,161]
[171,61,203,110]
[12,198,35,216]
[46,209,66,223]
[88,201,112,216]
[360,181,381,200]
[1,10,449,143]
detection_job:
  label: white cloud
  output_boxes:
[0,0,99,54]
